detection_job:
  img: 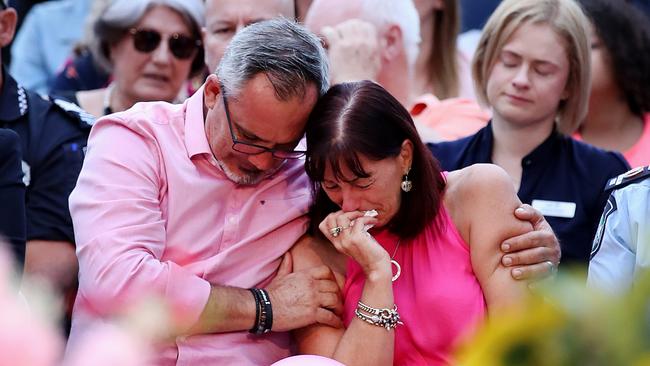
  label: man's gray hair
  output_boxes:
[216,17,330,101]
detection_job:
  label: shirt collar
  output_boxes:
[474,121,495,162]
[0,67,28,122]
[184,86,213,158]
[480,121,561,165]
[522,124,561,165]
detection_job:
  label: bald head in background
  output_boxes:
[203,0,295,73]
[305,0,419,106]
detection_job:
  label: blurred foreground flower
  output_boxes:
[456,270,650,366]
[0,240,175,366]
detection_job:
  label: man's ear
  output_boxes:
[203,74,222,109]
[380,24,404,62]
[0,8,17,49]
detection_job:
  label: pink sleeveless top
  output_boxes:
[342,205,486,365]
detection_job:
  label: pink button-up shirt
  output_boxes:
[68,88,311,365]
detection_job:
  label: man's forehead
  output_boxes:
[205,0,294,23]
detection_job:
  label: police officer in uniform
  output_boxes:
[0,128,25,268]
[588,165,650,294]
[0,2,94,305]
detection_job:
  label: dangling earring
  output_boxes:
[401,169,412,192]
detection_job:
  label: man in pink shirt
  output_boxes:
[67,18,560,365]
[68,19,338,364]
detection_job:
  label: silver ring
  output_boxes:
[545,260,557,274]
[330,226,343,237]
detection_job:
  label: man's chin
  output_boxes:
[219,163,279,185]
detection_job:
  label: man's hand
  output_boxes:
[321,19,382,84]
[501,204,561,280]
[266,252,343,331]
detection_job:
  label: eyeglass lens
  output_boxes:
[130,29,198,59]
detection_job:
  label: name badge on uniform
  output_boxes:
[531,199,576,218]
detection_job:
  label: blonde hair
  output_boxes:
[426,0,460,99]
[472,0,591,134]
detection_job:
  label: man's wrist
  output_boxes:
[249,288,273,334]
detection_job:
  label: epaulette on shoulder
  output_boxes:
[605,165,650,192]
[50,97,96,130]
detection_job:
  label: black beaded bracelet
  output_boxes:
[258,289,273,333]
[248,288,262,334]
[249,288,273,334]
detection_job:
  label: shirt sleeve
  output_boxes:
[0,129,26,267]
[25,128,83,244]
[587,190,636,294]
[69,117,211,330]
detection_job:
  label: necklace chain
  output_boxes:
[390,239,402,282]
[391,239,401,259]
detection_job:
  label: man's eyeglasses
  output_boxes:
[221,90,306,160]
[129,28,201,60]
[0,1,7,10]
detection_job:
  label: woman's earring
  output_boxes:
[401,169,412,193]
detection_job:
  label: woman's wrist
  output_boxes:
[364,264,393,284]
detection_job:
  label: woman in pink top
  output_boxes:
[573,0,650,167]
[290,81,533,365]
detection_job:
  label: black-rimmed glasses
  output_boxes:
[221,90,306,159]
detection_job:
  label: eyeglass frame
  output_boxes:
[220,85,306,160]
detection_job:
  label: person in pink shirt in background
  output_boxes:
[68,17,559,365]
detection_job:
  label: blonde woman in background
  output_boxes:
[429,0,629,268]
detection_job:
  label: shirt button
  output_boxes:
[523,159,532,166]
[229,216,237,224]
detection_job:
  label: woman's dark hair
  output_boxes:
[305,81,446,239]
[580,0,650,115]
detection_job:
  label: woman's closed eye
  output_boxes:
[500,52,520,68]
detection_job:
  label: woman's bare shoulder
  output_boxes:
[446,164,515,203]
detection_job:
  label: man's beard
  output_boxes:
[216,158,284,186]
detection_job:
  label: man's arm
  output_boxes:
[500,204,562,280]
[191,252,342,335]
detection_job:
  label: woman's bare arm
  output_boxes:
[447,164,533,315]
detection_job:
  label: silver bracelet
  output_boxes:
[354,300,403,331]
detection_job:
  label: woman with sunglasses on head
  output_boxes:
[288,80,534,365]
[429,0,629,268]
[573,0,650,167]
[60,0,204,117]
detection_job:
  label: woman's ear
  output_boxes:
[399,139,414,173]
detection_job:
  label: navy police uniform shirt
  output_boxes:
[0,128,26,266]
[0,67,94,245]
[428,122,630,266]
[587,166,650,294]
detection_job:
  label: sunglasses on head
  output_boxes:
[129,28,201,60]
